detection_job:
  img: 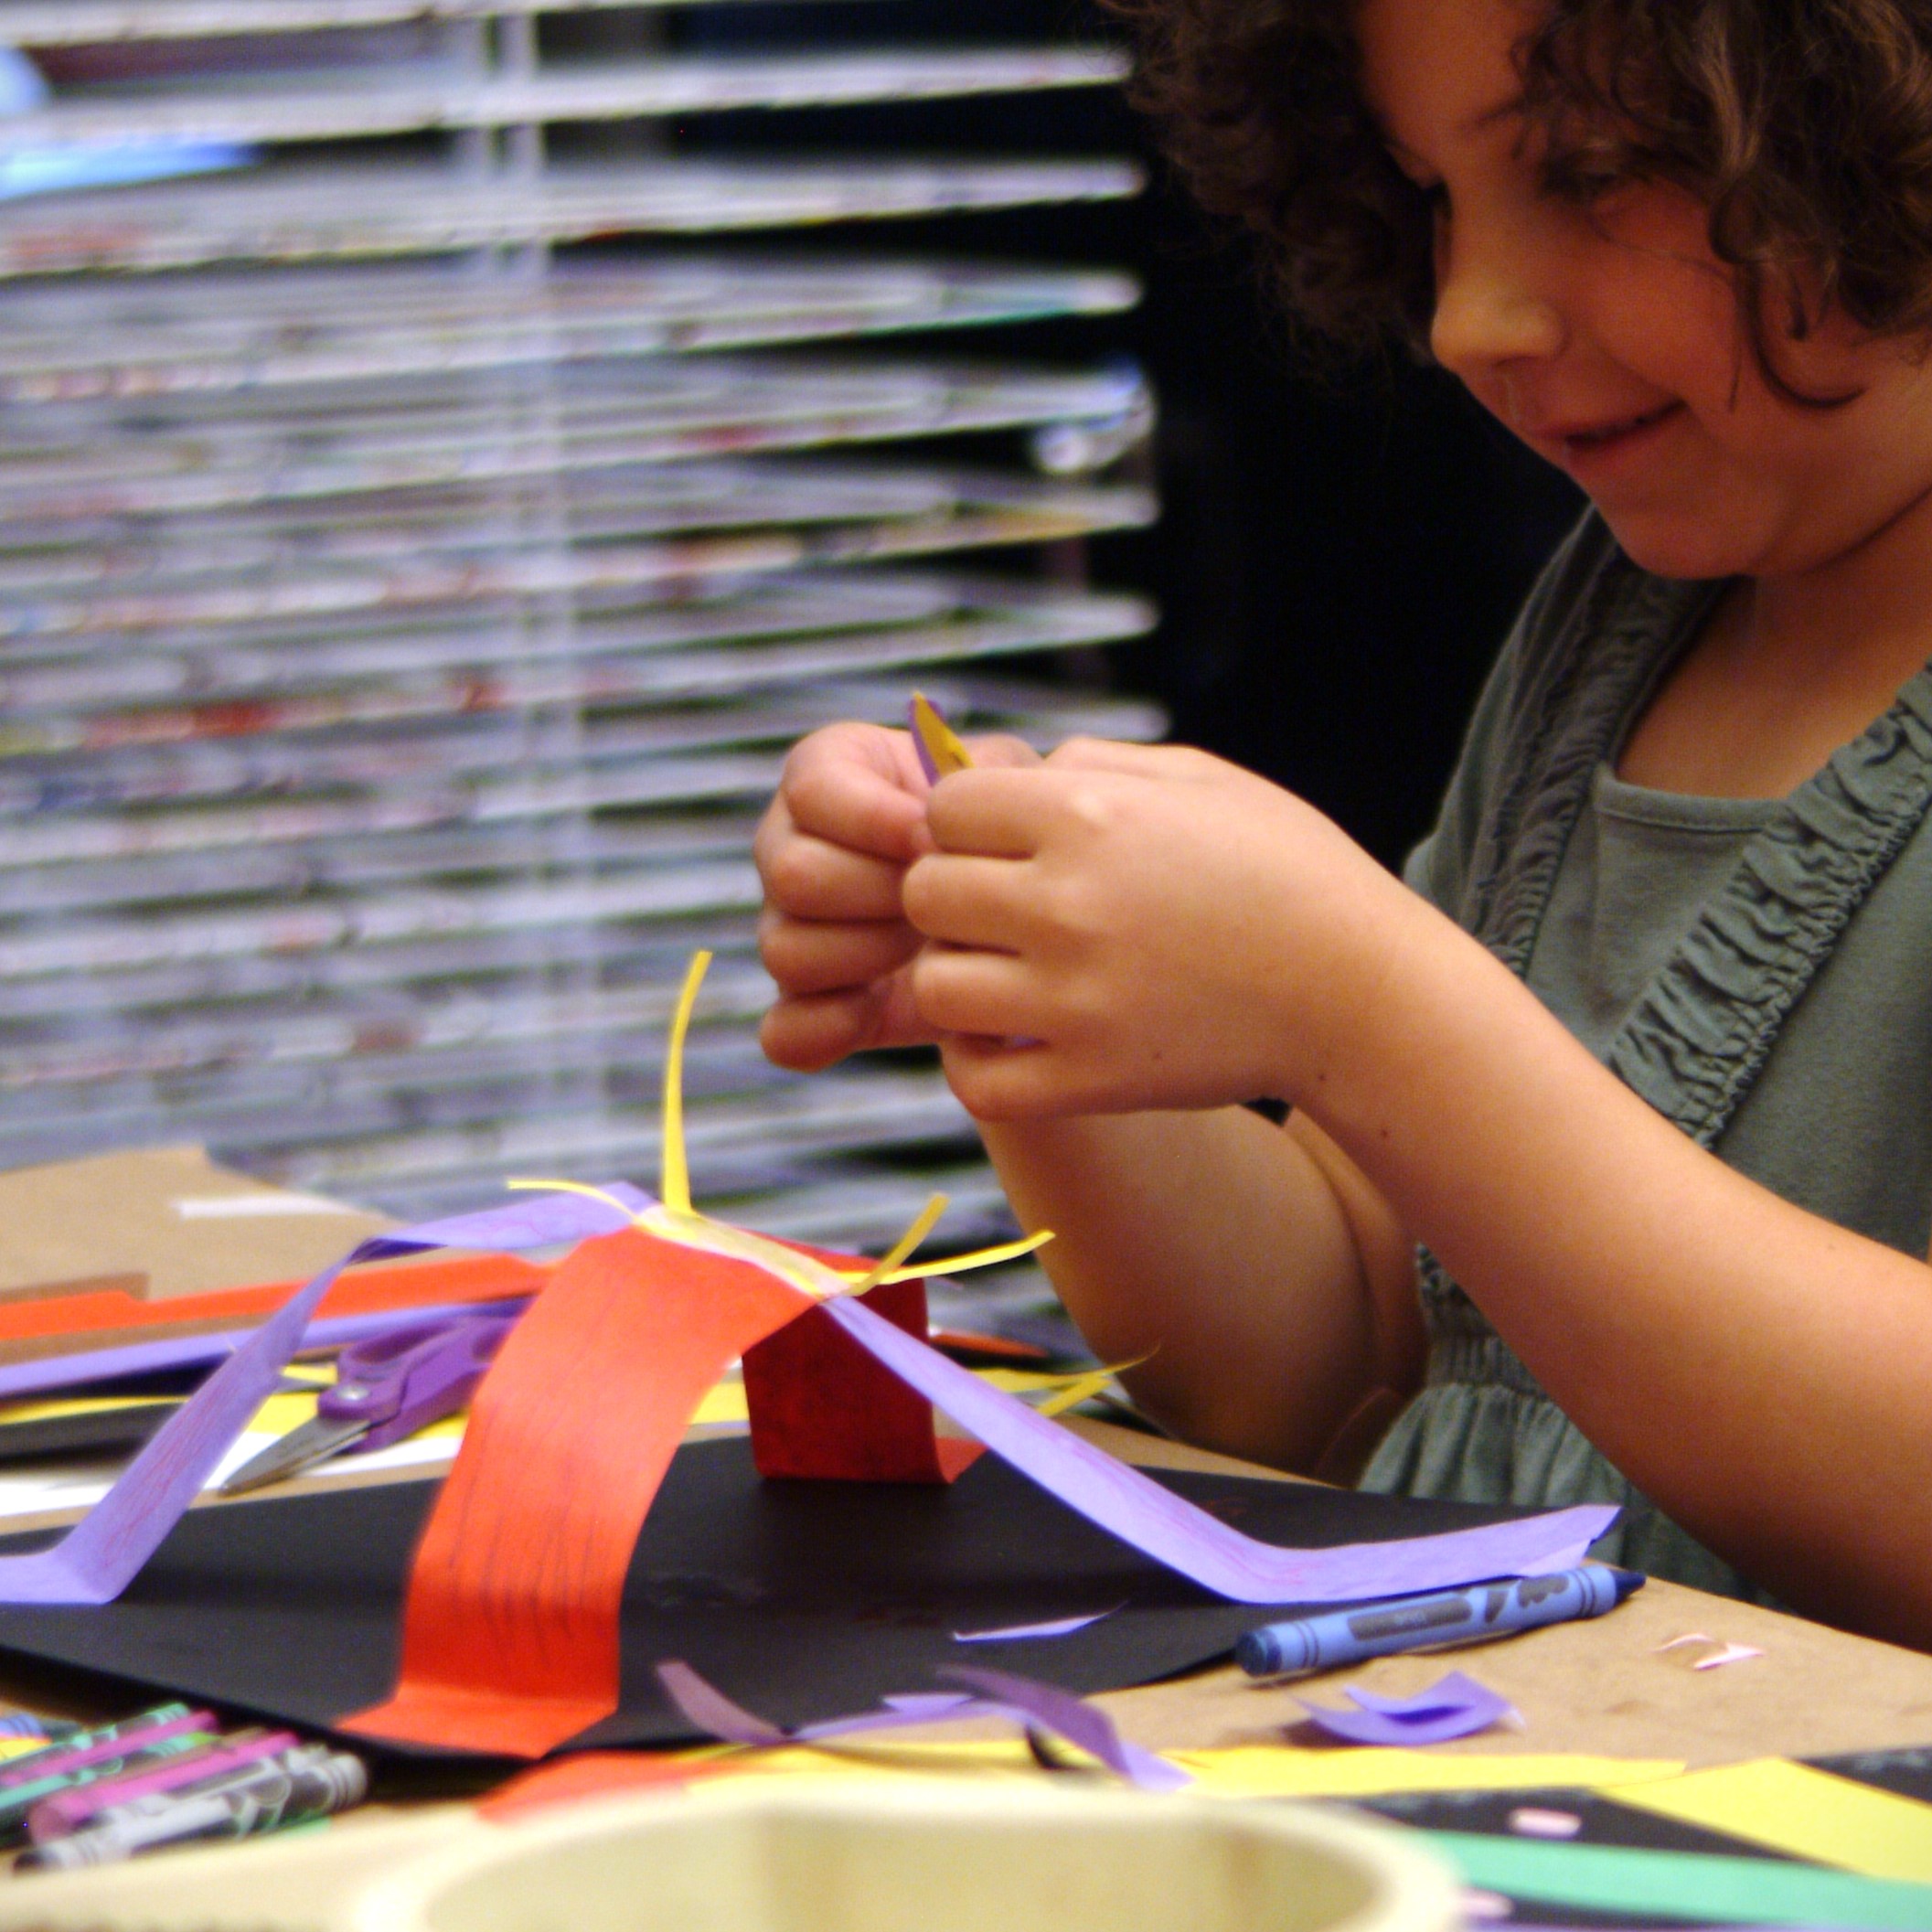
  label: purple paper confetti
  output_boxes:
[1296,1670,1515,1747]
[825,1296,1617,1605]
[0,1186,649,1606]
[655,1660,1189,1791]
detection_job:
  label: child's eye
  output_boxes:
[1539,148,1635,207]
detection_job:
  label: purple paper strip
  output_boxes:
[825,1296,1618,1605]
[1297,1670,1515,1747]
[655,1661,1187,1791]
[952,1608,1118,1644]
[908,696,943,785]
[0,1301,533,1405]
[0,1187,649,1606]
[939,1666,1188,1791]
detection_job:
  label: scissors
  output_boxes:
[219,1308,519,1495]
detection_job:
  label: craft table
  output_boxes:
[0,1148,1927,1919]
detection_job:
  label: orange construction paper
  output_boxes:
[0,1252,545,1356]
[479,1749,739,1819]
[743,1276,983,1485]
[341,1224,812,1757]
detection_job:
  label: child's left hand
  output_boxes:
[902,737,1424,1119]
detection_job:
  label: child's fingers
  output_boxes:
[910,946,1040,1040]
[937,1032,1075,1122]
[781,723,931,861]
[959,731,1043,771]
[924,767,1062,857]
[901,852,1036,949]
[758,909,921,997]
[759,973,928,1072]
[1044,736,1218,782]
[756,819,913,922]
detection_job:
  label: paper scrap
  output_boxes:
[655,1659,1187,1792]
[173,1194,360,1220]
[953,1608,1118,1644]
[909,690,973,783]
[1508,1807,1582,1839]
[1691,1643,1763,1670]
[1610,1758,1932,1883]
[1296,1671,1516,1747]
[1656,1633,1765,1670]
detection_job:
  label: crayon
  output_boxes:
[19,1743,368,1871]
[1235,1566,1646,1677]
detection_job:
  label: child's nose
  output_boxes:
[1428,228,1567,379]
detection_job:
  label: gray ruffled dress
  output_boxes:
[1357,513,1932,1600]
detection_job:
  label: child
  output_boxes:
[753,0,1932,1649]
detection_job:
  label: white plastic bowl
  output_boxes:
[343,1778,1463,1932]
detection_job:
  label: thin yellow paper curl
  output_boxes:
[511,950,1051,1302]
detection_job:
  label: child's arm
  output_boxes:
[755,722,1423,1471]
[906,736,1932,1647]
[976,1105,1424,1470]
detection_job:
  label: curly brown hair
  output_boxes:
[1115,0,1932,384]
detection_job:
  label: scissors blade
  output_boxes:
[218,1413,368,1495]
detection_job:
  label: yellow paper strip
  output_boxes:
[1176,1748,1687,1800]
[660,1739,1685,1799]
[851,1195,950,1296]
[660,949,709,1218]
[912,691,975,778]
[1608,1758,1932,1882]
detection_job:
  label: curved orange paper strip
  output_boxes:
[341,1224,811,1757]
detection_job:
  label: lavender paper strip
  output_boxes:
[0,1186,648,1606]
[825,1296,1618,1604]
[939,1666,1188,1790]
[0,1301,533,1405]
[655,1660,1186,1790]
[908,696,943,785]
[1297,1670,1515,1746]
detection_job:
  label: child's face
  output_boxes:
[1357,0,1932,585]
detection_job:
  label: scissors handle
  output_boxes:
[318,1309,518,1452]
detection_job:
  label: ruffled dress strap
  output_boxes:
[1361,524,1932,1596]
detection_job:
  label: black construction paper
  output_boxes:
[1353,1787,1801,1859]
[0,1404,180,1465]
[1809,1744,1932,1805]
[0,1436,1527,1759]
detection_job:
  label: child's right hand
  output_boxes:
[754,720,1036,1069]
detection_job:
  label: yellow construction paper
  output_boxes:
[658,1740,1685,1799]
[1176,1748,1686,1799]
[1608,1758,1932,1882]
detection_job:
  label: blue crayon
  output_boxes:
[1235,1564,1645,1677]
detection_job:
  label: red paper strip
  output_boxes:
[0,1253,544,1351]
[341,1225,811,1757]
[743,1276,981,1484]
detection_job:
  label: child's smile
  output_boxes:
[1356,0,1932,593]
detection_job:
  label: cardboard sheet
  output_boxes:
[0,1436,1537,1758]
